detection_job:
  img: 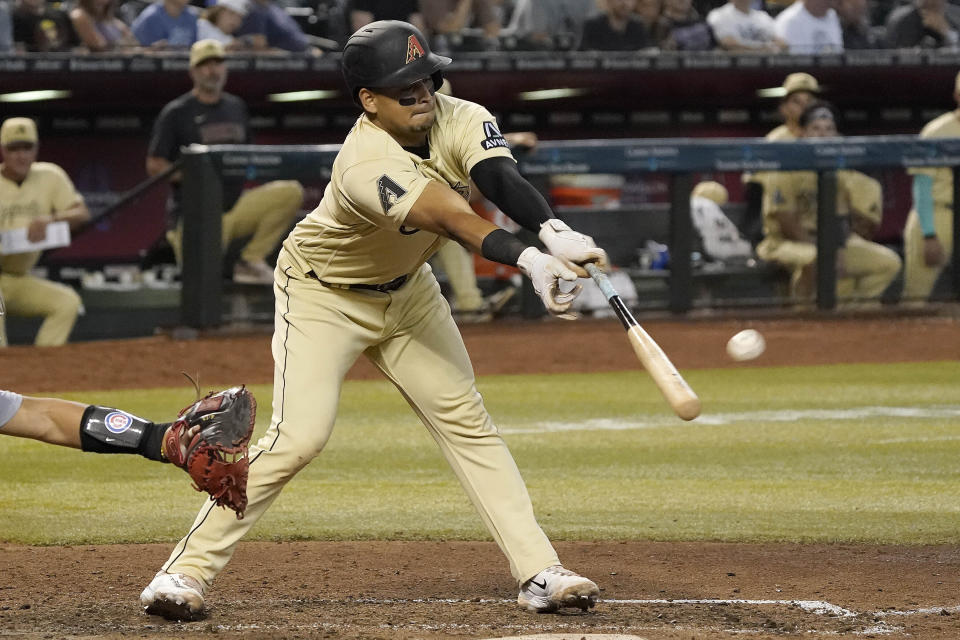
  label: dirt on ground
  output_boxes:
[1,311,959,639]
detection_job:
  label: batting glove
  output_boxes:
[517,247,581,320]
[538,218,610,278]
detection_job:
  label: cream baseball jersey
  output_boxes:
[908,110,960,207]
[284,93,513,284]
[762,170,879,240]
[0,162,83,275]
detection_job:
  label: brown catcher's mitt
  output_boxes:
[164,386,256,519]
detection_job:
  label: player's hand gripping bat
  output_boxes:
[584,263,701,421]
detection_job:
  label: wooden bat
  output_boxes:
[584,263,701,421]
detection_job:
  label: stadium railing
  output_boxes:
[179,137,960,328]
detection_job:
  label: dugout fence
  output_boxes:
[179,138,960,328]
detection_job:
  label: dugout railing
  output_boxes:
[179,138,960,328]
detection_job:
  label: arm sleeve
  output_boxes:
[913,173,936,236]
[470,156,553,232]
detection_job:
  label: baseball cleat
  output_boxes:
[517,565,599,613]
[140,571,205,621]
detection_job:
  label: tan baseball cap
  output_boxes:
[758,72,821,99]
[0,117,38,147]
[189,39,226,68]
[691,181,729,206]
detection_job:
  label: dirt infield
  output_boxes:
[2,313,960,639]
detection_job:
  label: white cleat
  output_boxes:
[140,571,205,621]
[517,565,599,613]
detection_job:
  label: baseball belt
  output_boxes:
[308,271,409,293]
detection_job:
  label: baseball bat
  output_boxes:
[584,263,701,421]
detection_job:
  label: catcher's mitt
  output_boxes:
[164,386,256,519]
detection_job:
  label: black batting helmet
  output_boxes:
[341,20,451,106]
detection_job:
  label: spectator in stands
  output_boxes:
[885,0,960,49]
[837,0,880,48]
[580,0,653,50]
[654,0,714,50]
[349,0,424,33]
[70,0,138,52]
[131,0,199,47]
[635,0,663,34]
[420,0,504,51]
[147,40,304,286]
[0,1,12,53]
[235,0,315,51]
[504,0,594,49]
[773,0,844,53]
[757,102,901,302]
[11,0,78,52]
[0,118,89,347]
[901,70,960,302]
[708,0,787,52]
[198,0,266,50]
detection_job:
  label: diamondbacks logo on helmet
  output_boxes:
[406,34,425,64]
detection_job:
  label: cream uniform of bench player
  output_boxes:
[140,20,607,621]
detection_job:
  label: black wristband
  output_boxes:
[480,229,527,266]
[923,232,938,239]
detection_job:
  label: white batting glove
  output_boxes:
[517,247,582,320]
[538,218,610,278]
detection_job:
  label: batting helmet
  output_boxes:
[341,20,451,106]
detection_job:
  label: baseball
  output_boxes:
[726,329,766,361]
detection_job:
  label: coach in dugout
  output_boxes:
[147,39,304,285]
[0,117,89,347]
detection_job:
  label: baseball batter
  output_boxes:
[0,117,89,346]
[902,71,960,302]
[758,101,901,300]
[141,20,607,621]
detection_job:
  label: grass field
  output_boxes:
[2,361,959,546]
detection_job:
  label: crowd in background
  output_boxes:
[0,0,959,55]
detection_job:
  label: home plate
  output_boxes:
[482,635,648,640]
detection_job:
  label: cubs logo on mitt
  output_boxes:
[163,386,256,519]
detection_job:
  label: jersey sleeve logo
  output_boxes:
[481,121,509,150]
[406,35,425,64]
[377,175,407,213]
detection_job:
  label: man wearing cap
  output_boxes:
[147,39,303,285]
[902,70,960,302]
[758,102,901,302]
[0,117,89,346]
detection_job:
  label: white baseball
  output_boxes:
[726,329,766,361]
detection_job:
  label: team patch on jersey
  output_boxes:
[406,35,425,64]
[481,121,508,150]
[104,411,134,434]
[378,175,407,213]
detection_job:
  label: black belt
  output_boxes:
[308,271,409,293]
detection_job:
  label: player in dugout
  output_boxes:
[139,20,608,622]
[757,101,902,302]
[147,39,304,286]
[0,117,89,347]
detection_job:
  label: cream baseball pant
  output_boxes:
[757,234,902,300]
[167,180,303,264]
[434,240,484,312]
[162,254,560,588]
[903,207,953,301]
[0,273,81,346]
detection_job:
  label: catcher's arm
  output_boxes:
[164,386,256,519]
